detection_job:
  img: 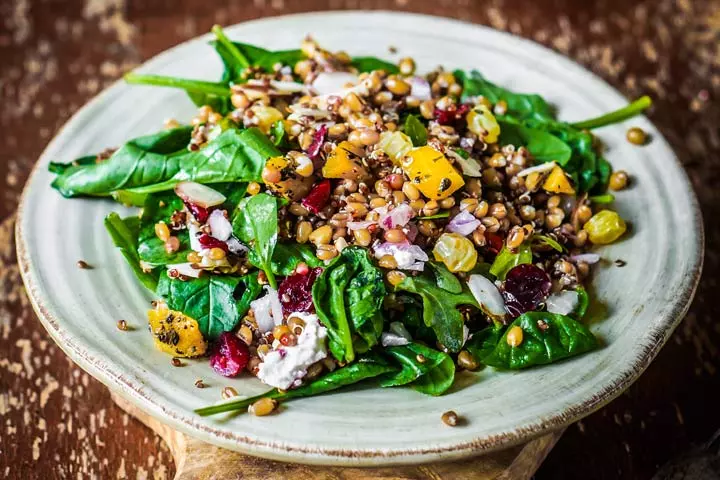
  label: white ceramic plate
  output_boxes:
[17,11,703,466]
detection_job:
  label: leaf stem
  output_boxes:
[571,96,652,130]
[211,24,250,70]
[124,73,231,96]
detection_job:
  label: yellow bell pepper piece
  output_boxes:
[148,302,207,358]
[583,210,627,244]
[251,106,284,134]
[543,166,576,194]
[322,141,369,180]
[263,156,314,201]
[402,146,465,200]
[466,105,500,144]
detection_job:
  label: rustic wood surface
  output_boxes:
[0,0,718,478]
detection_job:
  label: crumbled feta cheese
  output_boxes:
[257,313,328,390]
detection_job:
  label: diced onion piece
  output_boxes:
[516,161,557,178]
[409,76,432,100]
[379,203,415,229]
[373,241,429,271]
[174,182,226,208]
[347,220,377,231]
[208,209,233,242]
[166,263,202,278]
[446,149,483,177]
[546,290,580,316]
[467,274,507,318]
[380,332,410,347]
[446,210,481,236]
[570,253,601,264]
[312,72,360,96]
[250,286,283,333]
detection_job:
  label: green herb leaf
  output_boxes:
[498,120,572,165]
[589,193,615,204]
[395,272,478,353]
[426,262,462,294]
[104,213,159,291]
[380,343,455,396]
[533,234,565,253]
[481,312,598,369]
[489,241,532,280]
[571,96,652,130]
[232,193,279,289]
[404,114,428,147]
[271,243,323,276]
[350,56,400,74]
[312,247,386,363]
[195,354,395,416]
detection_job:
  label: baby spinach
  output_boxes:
[49,154,96,174]
[498,120,572,165]
[381,343,455,396]
[404,114,428,146]
[195,354,395,416]
[156,271,261,340]
[312,247,386,363]
[466,324,506,362]
[455,70,555,123]
[270,243,322,276]
[51,127,278,197]
[211,39,304,83]
[350,56,400,74]
[481,312,598,369]
[426,262,462,294]
[232,193,279,289]
[395,271,478,353]
[104,213,159,291]
[489,241,532,280]
[137,191,190,267]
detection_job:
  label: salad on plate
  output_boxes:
[48,26,650,418]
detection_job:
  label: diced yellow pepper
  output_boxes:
[322,141,369,180]
[148,302,207,358]
[251,106,284,134]
[263,156,314,201]
[543,166,576,194]
[583,210,627,244]
[466,105,500,144]
[402,146,465,200]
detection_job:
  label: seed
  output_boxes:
[247,182,261,196]
[419,99,436,119]
[398,57,416,75]
[506,226,525,249]
[346,202,369,217]
[161,236,179,254]
[155,222,170,242]
[378,255,398,269]
[171,357,182,367]
[519,205,536,221]
[353,228,372,246]
[373,91,393,105]
[358,128,380,146]
[574,230,588,247]
[186,251,201,264]
[457,350,480,371]
[481,216,500,233]
[409,199,426,212]
[577,261,590,278]
[345,92,364,112]
[439,197,456,209]
[489,203,507,219]
[208,247,225,260]
[287,316,306,335]
[441,410,459,427]
[249,397,278,416]
[295,156,314,177]
[309,225,333,245]
[506,326,524,347]
[472,229,486,246]
[328,123,348,138]
[262,165,282,184]
[459,198,479,212]
[306,362,324,380]
[316,244,338,261]
[280,332,298,346]
[231,93,250,109]
[609,170,629,191]
[375,179,392,197]
[222,386,239,399]
[418,220,437,237]
[547,195,561,209]
[416,354,427,363]
[392,191,406,205]
[296,221,313,243]
[422,200,440,217]
[195,379,205,388]
[489,153,507,168]
[386,173,404,190]
[384,228,407,243]
[386,76,411,95]
[474,200,489,218]
[116,319,128,331]
[626,127,647,145]
[576,205,593,224]
[369,197,387,209]
[76,260,92,269]
[386,270,406,286]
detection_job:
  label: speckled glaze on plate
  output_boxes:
[16,11,703,466]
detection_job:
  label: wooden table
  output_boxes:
[1,0,718,478]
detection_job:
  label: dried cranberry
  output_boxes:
[434,104,470,125]
[278,267,322,314]
[301,180,332,214]
[210,332,249,377]
[485,232,504,257]
[198,233,228,252]
[502,264,552,318]
[184,201,211,224]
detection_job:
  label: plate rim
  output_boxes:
[15,10,705,465]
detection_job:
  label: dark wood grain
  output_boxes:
[0,1,718,478]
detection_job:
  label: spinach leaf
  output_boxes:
[392,295,437,344]
[395,272,478,353]
[381,343,455,396]
[210,39,304,83]
[466,324,506,362]
[137,191,190,267]
[271,243,322,276]
[124,73,232,96]
[498,120,572,165]
[571,96,652,130]
[49,155,96,174]
[195,354,395,416]
[350,56,400,74]
[574,287,590,320]
[403,114,428,146]
[481,312,597,369]
[110,190,149,207]
[312,247,386,363]
[232,193,279,289]
[427,262,462,294]
[51,127,278,197]
[104,213,159,291]
[156,272,261,340]
[455,70,555,123]
[489,241,532,280]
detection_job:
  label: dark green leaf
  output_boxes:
[489,241,532,280]
[136,191,190,266]
[395,272,478,353]
[498,120,572,165]
[571,96,652,130]
[195,354,395,416]
[104,213,159,291]
[350,56,399,74]
[466,324,506,362]
[481,312,598,369]
[232,193,279,289]
[403,114,427,147]
[380,343,455,396]
[49,155,96,175]
[427,262,462,294]
[312,247,386,363]
[270,243,323,276]
[210,40,304,83]
[110,189,149,207]
[574,287,590,320]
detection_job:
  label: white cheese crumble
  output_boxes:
[257,313,328,390]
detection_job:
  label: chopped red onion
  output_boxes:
[306,124,328,160]
[208,209,233,242]
[373,241,428,271]
[446,210,481,236]
[570,253,601,264]
[347,220,377,231]
[405,222,419,243]
[467,274,507,318]
[379,203,415,230]
[409,76,431,100]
